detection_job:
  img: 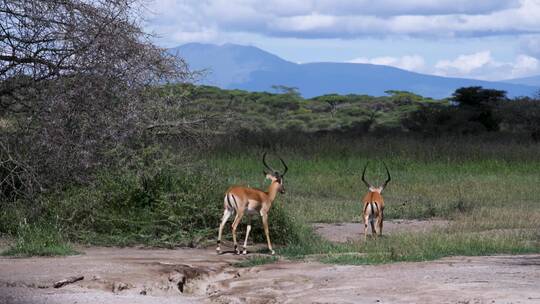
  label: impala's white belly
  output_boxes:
[247,200,261,215]
[247,208,259,215]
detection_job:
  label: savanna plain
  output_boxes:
[1,135,540,304]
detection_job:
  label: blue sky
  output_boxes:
[143,0,540,81]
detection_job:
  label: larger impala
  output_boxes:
[361,162,391,241]
[216,153,288,255]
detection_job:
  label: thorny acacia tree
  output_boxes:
[0,0,193,201]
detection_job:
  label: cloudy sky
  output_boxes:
[144,0,540,80]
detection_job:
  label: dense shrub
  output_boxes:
[0,150,300,248]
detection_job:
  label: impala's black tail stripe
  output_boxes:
[231,194,238,210]
[363,203,370,215]
[226,193,233,210]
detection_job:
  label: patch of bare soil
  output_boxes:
[209,254,540,304]
[0,246,244,304]
[2,223,539,304]
[313,219,450,243]
[1,247,539,304]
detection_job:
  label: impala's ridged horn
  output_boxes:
[382,162,391,189]
[279,156,288,176]
[262,152,275,174]
[361,163,372,188]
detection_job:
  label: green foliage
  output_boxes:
[160,84,537,140]
[0,147,302,249]
[55,167,224,247]
[404,86,508,135]
[319,231,539,265]
[207,135,540,263]
[451,86,507,107]
[160,84,434,136]
[2,222,76,257]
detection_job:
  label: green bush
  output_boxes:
[0,150,302,250]
[2,222,76,257]
[50,167,226,247]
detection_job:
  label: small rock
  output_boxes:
[91,275,101,281]
[112,281,129,293]
[168,272,185,283]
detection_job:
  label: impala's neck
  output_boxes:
[266,181,281,202]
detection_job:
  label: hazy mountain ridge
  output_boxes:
[171,43,539,99]
[504,75,540,87]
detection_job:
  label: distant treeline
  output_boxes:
[160,84,540,141]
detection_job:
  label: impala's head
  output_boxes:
[262,152,288,194]
[361,162,391,194]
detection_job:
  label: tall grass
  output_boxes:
[207,135,540,223]
[1,135,538,262]
[203,135,540,263]
[2,222,76,257]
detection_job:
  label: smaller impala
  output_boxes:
[217,152,288,255]
[361,162,391,240]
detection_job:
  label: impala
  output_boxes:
[361,162,391,240]
[216,153,288,255]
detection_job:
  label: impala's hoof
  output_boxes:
[242,250,247,255]
[271,250,275,255]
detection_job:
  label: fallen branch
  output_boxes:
[53,275,84,288]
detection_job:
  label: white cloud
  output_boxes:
[349,55,426,72]
[510,55,540,77]
[433,51,540,80]
[435,51,493,75]
[347,51,540,80]
[142,0,540,80]
[520,35,540,59]
[145,0,540,42]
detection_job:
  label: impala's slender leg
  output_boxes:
[217,208,232,254]
[261,211,275,255]
[231,210,244,254]
[377,210,384,236]
[369,219,376,238]
[242,215,252,255]
[363,206,370,241]
[369,202,377,238]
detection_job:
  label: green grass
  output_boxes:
[203,136,540,264]
[320,231,539,265]
[234,255,279,267]
[2,223,77,257]
[1,136,539,262]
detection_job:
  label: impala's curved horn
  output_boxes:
[279,156,288,176]
[262,152,275,173]
[361,163,372,188]
[382,162,391,189]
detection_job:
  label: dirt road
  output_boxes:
[1,220,539,304]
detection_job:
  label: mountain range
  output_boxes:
[170,43,540,99]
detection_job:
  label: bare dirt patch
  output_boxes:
[1,247,539,304]
[210,254,540,304]
[0,246,245,304]
[313,219,450,242]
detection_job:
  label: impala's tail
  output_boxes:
[225,192,237,213]
[363,192,378,224]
